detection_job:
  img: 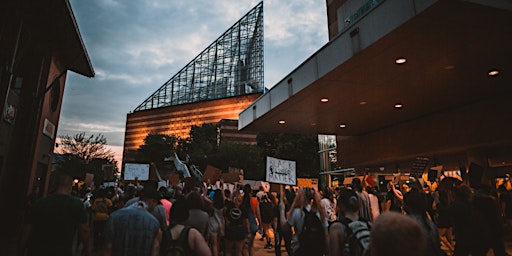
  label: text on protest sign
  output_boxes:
[124,163,150,181]
[266,156,296,185]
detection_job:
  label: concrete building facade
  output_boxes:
[239,0,512,183]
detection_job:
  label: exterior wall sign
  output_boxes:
[346,0,384,25]
[43,118,55,139]
[3,104,16,124]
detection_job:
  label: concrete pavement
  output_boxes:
[253,230,288,256]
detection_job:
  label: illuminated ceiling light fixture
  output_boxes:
[395,57,407,64]
[278,120,286,124]
[320,98,329,103]
[359,101,367,105]
[394,103,404,109]
[488,69,500,77]
[339,123,347,128]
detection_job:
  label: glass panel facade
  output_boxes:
[318,134,337,172]
[134,2,264,111]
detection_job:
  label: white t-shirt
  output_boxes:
[368,193,380,221]
[321,198,337,223]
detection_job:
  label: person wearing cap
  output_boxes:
[102,187,162,256]
[124,185,168,231]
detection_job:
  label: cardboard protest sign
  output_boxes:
[221,172,241,183]
[85,173,94,187]
[297,178,318,191]
[202,165,222,183]
[266,156,296,185]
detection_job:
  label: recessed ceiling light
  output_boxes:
[359,101,367,105]
[320,98,329,103]
[339,124,347,128]
[394,103,403,109]
[395,57,407,64]
[278,120,286,124]
[488,69,500,77]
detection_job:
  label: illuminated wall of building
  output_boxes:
[123,93,261,155]
[218,119,258,145]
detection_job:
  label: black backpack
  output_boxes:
[260,200,274,223]
[162,226,191,256]
[297,208,326,256]
[341,217,372,256]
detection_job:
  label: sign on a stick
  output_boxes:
[266,156,296,185]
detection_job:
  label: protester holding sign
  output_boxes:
[279,187,328,256]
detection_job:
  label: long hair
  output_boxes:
[287,187,326,221]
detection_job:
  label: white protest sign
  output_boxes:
[266,156,296,185]
[124,163,150,181]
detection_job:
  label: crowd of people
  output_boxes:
[20,169,512,256]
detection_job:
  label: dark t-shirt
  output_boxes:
[260,200,274,223]
[224,203,246,241]
[500,190,512,219]
[161,226,194,256]
[27,193,87,256]
[435,202,452,228]
[387,190,402,212]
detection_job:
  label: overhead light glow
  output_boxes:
[359,101,367,105]
[339,124,347,128]
[278,120,286,124]
[488,69,500,77]
[395,57,407,64]
[320,98,329,103]
[394,103,403,109]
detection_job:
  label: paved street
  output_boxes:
[253,230,288,256]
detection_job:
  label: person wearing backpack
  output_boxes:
[161,198,211,256]
[91,187,112,251]
[279,187,328,256]
[329,188,372,256]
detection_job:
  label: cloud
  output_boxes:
[62,0,328,158]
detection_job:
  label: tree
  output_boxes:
[209,142,265,180]
[55,132,117,181]
[136,133,177,164]
[178,124,219,170]
[257,133,320,177]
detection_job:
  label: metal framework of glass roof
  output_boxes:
[134,2,264,112]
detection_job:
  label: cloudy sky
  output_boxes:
[59,0,328,163]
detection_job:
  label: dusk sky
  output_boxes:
[59,0,328,163]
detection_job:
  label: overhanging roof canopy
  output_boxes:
[240,1,511,137]
[57,0,94,77]
[19,0,95,77]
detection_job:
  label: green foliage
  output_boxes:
[135,126,321,181]
[182,124,219,170]
[257,133,320,177]
[56,132,117,181]
[137,134,177,163]
[209,142,265,180]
